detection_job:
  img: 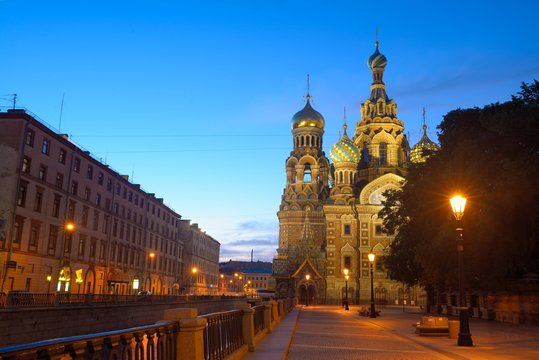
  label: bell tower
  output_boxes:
[273,78,329,299]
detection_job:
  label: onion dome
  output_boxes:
[367,41,387,69]
[330,124,360,163]
[410,121,439,163]
[291,96,325,130]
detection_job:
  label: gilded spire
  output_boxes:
[306,74,311,102]
[422,107,427,135]
[343,106,348,135]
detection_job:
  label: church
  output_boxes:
[272,40,436,305]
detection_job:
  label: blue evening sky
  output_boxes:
[1,0,538,262]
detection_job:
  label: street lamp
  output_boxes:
[220,274,225,294]
[368,251,376,318]
[192,267,198,296]
[343,268,349,310]
[305,274,310,307]
[450,195,473,346]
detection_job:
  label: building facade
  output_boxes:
[273,40,425,306]
[179,220,220,295]
[0,109,186,295]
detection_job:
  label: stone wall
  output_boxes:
[0,298,245,346]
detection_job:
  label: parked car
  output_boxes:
[137,290,151,296]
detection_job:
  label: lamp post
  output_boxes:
[343,268,349,310]
[220,274,225,294]
[305,274,310,307]
[192,267,198,296]
[450,195,473,346]
[148,252,155,293]
[368,251,376,318]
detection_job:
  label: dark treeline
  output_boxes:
[380,80,539,295]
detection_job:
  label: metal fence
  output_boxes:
[253,305,265,335]
[0,321,178,360]
[201,309,244,360]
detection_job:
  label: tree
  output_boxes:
[380,81,539,295]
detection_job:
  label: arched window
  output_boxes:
[349,172,353,184]
[361,144,369,168]
[379,142,387,166]
[306,136,310,146]
[338,172,343,183]
[304,163,312,182]
[301,137,304,146]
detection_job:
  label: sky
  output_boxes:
[1,0,538,262]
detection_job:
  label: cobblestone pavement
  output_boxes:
[287,305,450,360]
[280,305,539,360]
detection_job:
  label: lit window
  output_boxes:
[73,157,80,172]
[343,224,351,235]
[22,157,31,174]
[25,129,35,147]
[42,138,50,155]
[38,165,47,181]
[59,149,66,164]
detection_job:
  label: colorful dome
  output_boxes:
[291,97,325,130]
[330,124,360,163]
[367,41,387,69]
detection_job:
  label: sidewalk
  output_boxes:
[243,304,539,359]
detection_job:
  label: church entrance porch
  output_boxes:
[299,283,317,305]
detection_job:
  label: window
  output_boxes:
[64,232,72,254]
[129,191,133,202]
[379,142,387,166]
[74,157,80,172]
[123,187,127,199]
[52,194,62,217]
[33,189,43,212]
[25,129,35,147]
[84,187,91,201]
[343,224,351,235]
[22,156,31,174]
[361,144,369,168]
[106,178,112,191]
[78,234,86,257]
[71,181,78,196]
[95,193,101,207]
[375,224,383,235]
[38,165,47,181]
[93,210,100,231]
[105,198,110,210]
[29,221,40,248]
[90,238,97,259]
[87,165,93,180]
[17,181,28,207]
[99,241,106,261]
[344,255,351,270]
[12,216,24,247]
[55,172,64,188]
[81,206,89,227]
[68,200,76,219]
[375,256,384,271]
[98,172,104,185]
[42,138,50,155]
[103,215,109,234]
[48,225,58,254]
[59,148,67,164]
[116,183,121,195]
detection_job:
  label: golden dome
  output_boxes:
[291,98,325,130]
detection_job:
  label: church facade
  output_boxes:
[273,41,430,306]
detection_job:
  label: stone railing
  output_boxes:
[0,321,178,359]
[0,298,297,360]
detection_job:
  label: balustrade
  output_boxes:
[0,321,178,359]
